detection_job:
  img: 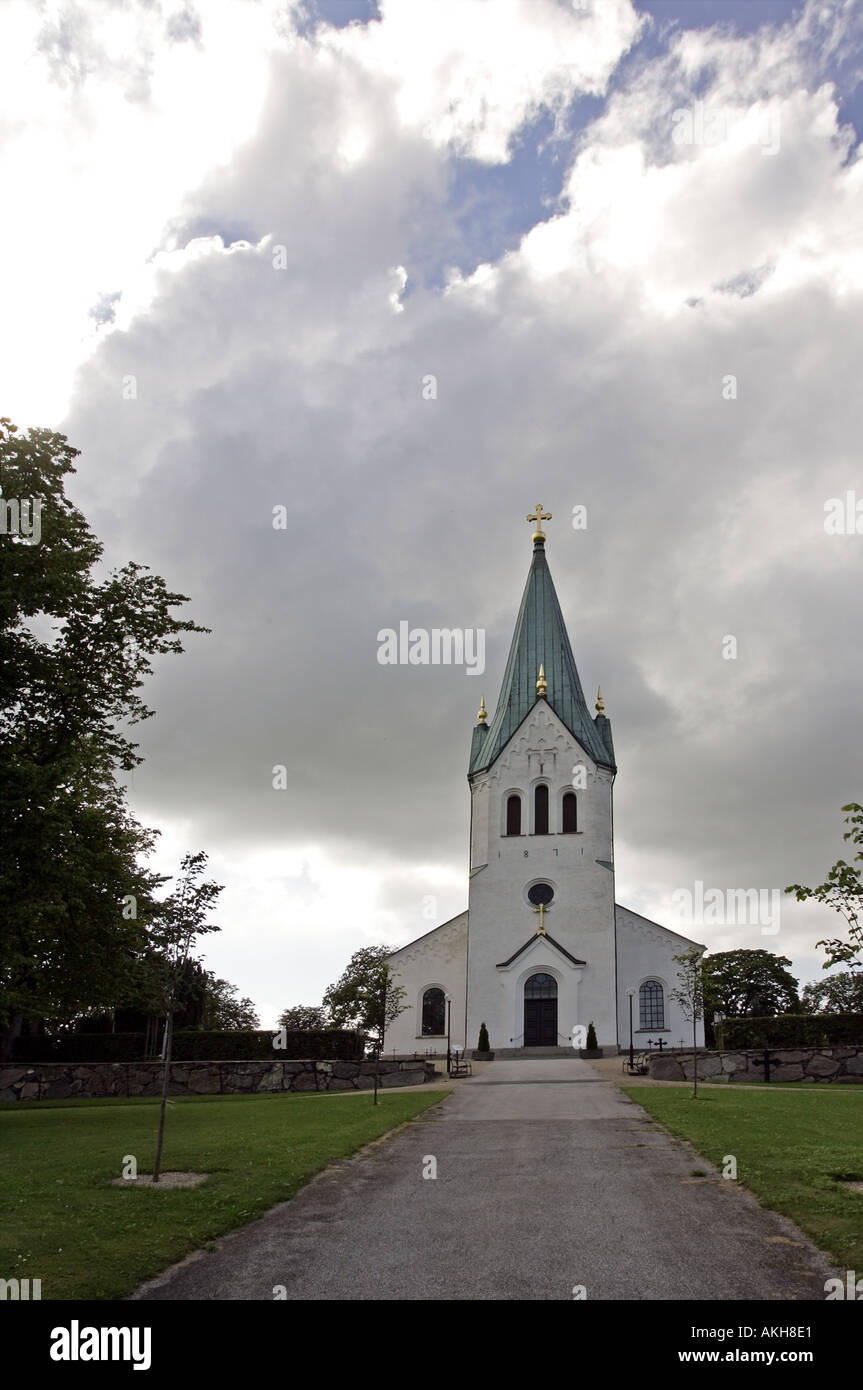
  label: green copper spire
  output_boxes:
[469,519,614,775]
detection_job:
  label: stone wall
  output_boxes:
[0,1058,438,1102]
[649,1047,863,1084]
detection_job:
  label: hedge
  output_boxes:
[171,1030,365,1061]
[11,1028,365,1064]
[12,1033,145,1063]
[718,1013,863,1050]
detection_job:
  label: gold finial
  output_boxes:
[477,695,487,725]
[526,502,552,543]
[596,687,605,716]
[533,902,548,934]
[536,664,547,697]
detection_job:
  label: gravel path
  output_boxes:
[131,1058,838,1301]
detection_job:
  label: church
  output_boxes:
[386,507,705,1057]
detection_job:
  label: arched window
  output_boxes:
[421,988,446,1036]
[534,784,549,835]
[506,794,521,836]
[562,792,577,833]
[639,980,665,1031]
[524,972,558,999]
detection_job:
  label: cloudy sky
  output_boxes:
[3,0,862,1026]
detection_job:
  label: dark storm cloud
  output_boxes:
[51,0,863,1015]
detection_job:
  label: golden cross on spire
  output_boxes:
[526,503,552,543]
[533,902,548,934]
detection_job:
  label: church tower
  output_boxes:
[385,506,705,1058]
[385,506,704,1057]
[465,506,618,1051]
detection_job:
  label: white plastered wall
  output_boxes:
[385,911,468,1055]
[615,904,706,1051]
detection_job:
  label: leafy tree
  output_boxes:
[277,1005,328,1032]
[148,853,223,1182]
[701,949,800,1020]
[169,958,209,1030]
[323,946,399,1043]
[0,420,206,1052]
[201,974,260,1031]
[61,964,258,1038]
[801,971,863,1015]
[323,945,407,1104]
[671,947,705,1099]
[159,961,259,1032]
[477,1021,490,1052]
[786,803,863,970]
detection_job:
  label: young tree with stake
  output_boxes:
[149,853,223,1182]
[373,965,407,1106]
[670,946,706,1099]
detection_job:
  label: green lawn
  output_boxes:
[699,1081,857,1091]
[2,1089,447,1300]
[623,1085,863,1270]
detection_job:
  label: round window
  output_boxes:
[527,882,554,906]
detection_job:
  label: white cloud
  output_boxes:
[325,0,645,162]
[0,0,283,426]
[483,79,863,315]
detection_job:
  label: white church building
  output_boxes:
[386,507,705,1057]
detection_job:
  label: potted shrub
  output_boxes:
[473,1021,494,1060]
[580,1021,602,1058]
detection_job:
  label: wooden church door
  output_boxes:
[524,972,558,1046]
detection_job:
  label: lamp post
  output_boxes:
[445,994,452,1075]
[627,987,636,1072]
